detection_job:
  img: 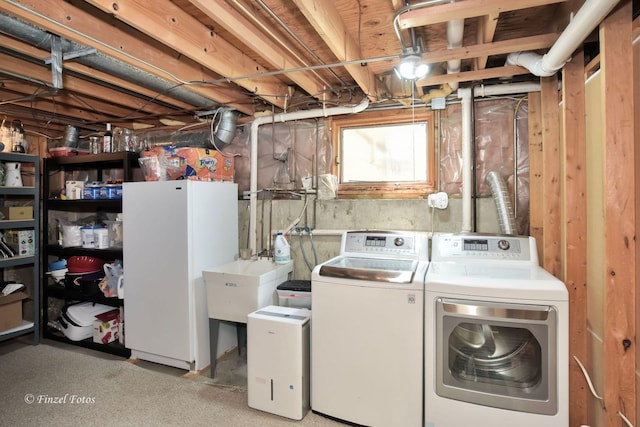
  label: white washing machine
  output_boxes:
[311,230,429,427]
[425,233,568,427]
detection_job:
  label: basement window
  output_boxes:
[331,109,436,198]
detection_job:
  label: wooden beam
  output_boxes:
[0,0,255,114]
[85,0,288,109]
[600,2,636,425]
[421,33,558,65]
[635,11,640,427]
[528,91,544,259]
[540,74,561,277]
[561,49,588,426]
[474,12,500,70]
[292,0,376,101]
[189,0,327,99]
[398,0,568,29]
[415,65,529,87]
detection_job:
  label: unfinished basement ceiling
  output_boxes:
[0,0,576,137]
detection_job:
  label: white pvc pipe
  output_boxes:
[508,0,620,76]
[458,87,473,232]
[474,82,541,97]
[248,98,369,255]
[447,18,464,91]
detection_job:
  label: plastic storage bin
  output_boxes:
[277,280,312,309]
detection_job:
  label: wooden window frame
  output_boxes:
[330,108,436,199]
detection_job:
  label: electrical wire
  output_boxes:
[618,411,634,427]
[572,355,605,409]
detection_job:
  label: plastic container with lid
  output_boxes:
[277,280,312,309]
[274,232,291,265]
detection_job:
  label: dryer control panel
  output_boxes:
[432,233,538,264]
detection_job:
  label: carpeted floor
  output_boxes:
[0,336,342,427]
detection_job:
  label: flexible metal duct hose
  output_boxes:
[486,170,517,235]
[214,109,238,147]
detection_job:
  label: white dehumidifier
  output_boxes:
[247,305,311,420]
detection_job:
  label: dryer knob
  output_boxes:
[498,239,510,250]
[394,237,405,247]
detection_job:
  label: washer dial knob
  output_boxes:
[497,239,510,250]
[394,237,405,247]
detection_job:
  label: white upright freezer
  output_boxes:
[123,180,239,371]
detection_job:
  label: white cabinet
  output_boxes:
[123,180,238,371]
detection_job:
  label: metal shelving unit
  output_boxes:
[0,152,40,345]
[42,152,138,357]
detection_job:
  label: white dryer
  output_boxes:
[311,230,429,427]
[424,233,568,427]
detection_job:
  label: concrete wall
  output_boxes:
[238,197,502,280]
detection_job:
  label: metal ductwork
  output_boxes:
[486,170,517,235]
[0,12,217,109]
[213,109,238,147]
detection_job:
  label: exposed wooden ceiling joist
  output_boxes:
[189,0,327,101]
[475,12,500,70]
[417,64,530,87]
[0,0,626,140]
[85,0,291,109]
[397,0,569,29]
[292,0,377,101]
[0,0,255,115]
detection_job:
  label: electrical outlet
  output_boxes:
[427,192,449,209]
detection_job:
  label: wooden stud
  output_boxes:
[528,91,544,260]
[601,2,636,425]
[562,49,588,426]
[540,74,561,277]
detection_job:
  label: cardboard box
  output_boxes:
[93,309,120,344]
[0,291,28,332]
[0,206,33,220]
[5,230,35,256]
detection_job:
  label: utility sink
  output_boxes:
[203,259,293,323]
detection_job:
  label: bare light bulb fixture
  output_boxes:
[395,53,429,80]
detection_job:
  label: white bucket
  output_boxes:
[94,228,109,249]
[81,226,96,248]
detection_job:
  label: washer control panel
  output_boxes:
[341,230,428,260]
[432,233,536,263]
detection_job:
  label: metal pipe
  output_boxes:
[0,11,217,109]
[486,171,517,234]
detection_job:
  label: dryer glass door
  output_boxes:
[435,298,558,415]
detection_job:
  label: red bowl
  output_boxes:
[66,256,105,274]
